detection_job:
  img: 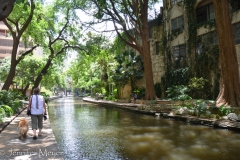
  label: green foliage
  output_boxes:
[68,33,116,97]
[161,0,220,99]
[41,63,66,90]
[0,105,14,117]
[113,34,129,55]
[105,94,117,101]
[133,87,146,100]
[166,85,192,101]
[189,77,207,90]
[162,67,190,92]
[113,50,144,89]
[219,105,234,116]
[16,55,45,86]
[0,54,67,92]
[40,91,51,104]
[0,90,24,114]
[7,0,47,48]
[170,28,183,40]
[104,88,118,101]
[197,19,216,30]
[188,77,209,99]
[0,57,11,83]
[0,107,5,124]
[195,46,220,99]
[183,0,197,57]
[193,100,208,116]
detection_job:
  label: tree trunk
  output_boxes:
[32,59,52,92]
[139,1,156,100]
[141,39,156,100]
[0,0,15,20]
[2,0,34,90]
[2,39,19,90]
[213,0,240,107]
[23,83,30,96]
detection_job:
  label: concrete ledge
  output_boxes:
[83,97,240,132]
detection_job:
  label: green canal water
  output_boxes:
[48,96,240,160]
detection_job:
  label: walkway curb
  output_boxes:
[83,97,240,132]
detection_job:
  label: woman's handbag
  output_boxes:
[27,109,31,115]
[27,96,32,116]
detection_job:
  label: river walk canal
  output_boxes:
[48,96,240,160]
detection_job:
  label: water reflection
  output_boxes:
[48,97,240,160]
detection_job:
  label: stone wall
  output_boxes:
[149,25,165,84]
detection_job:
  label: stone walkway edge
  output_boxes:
[83,97,240,132]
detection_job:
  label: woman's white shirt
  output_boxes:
[30,95,44,115]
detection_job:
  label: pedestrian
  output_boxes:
[27,87,47,140]
[133,92,137,103]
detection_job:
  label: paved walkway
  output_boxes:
[0,98,63,160]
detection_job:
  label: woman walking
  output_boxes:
[27,87,47,140]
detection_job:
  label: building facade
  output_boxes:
[0,21,43,90]
[160,0,240,99]
[119,0,240,99]
[0,21,42,62]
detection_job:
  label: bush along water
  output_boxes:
[0,90,25,124]
[165,85,239,119]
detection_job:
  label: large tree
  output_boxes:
[31,2,84,91]
[1,0,42,90]
[213,0,240,107]
[89,0,157,100]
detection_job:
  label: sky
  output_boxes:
[60,1,163,67]
[78,1,163,39]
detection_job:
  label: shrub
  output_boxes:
[219,105,233,116]
[0,107,6,124]
[166,85,192,101]
[0,105,13,117]
[0,90,24,114]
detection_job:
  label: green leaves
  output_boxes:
[166,85,192,101]
[16,0,25,4]
[0,90,24,115]
[0,105,13,117]
[113,50,143,88]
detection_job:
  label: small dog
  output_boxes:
[17,118,28,140]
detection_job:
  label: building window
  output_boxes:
[170,0,183,6]
[0,49,11,54]
[0,39,13,46]
[171,16,184,31]
[155,41,160,55]
[196,3,215,24]
[233,22,240,44]
[196,31,218,54]
[173,44,186,60]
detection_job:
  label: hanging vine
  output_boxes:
[159,0,222,99]
[183,0,197,73]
